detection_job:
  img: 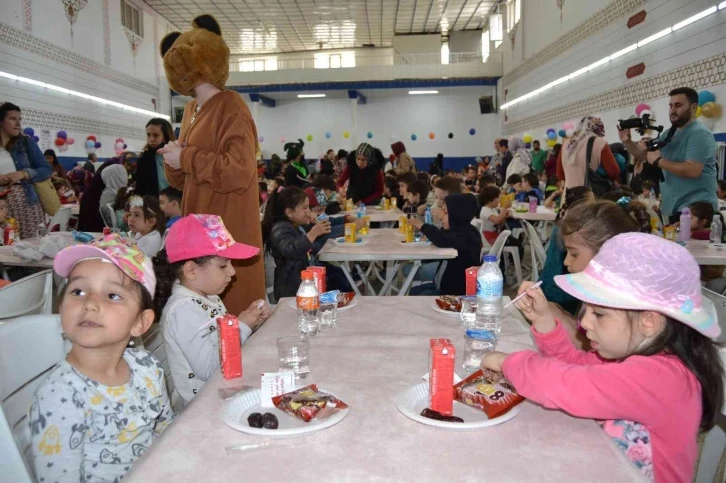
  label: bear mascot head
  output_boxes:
[159,15,229,96]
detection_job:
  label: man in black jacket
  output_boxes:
[407,193,482,295]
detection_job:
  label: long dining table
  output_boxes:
[125,296,645,483]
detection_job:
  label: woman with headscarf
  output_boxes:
[505,137,532,180]
[391,141,416,175]
[135,118,175,197]
[77,152,136,232]
[283,139,310,188]
[336,143,384,206]
[99,165,128,213]
[556,116,620,189]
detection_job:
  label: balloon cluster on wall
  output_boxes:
[85,135,101,154]
[114,138,128,155]
[53,130,75,152]
[269,128,482,144]
[22,127,40,144]
[697,90,722,122]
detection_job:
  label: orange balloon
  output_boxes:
[428,132,435,139]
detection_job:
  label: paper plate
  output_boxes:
[287,298,358,312]
[395,382,521,431]
[335,237,368,245]
[399,240,432,247]
[222,388,349,437]
[429,300,460,317]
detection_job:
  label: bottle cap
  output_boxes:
[483,255,497,263]
[301,270,314,280]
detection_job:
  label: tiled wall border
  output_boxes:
[102,0,111,66]
[502,52,726,135]
[22,108,146,139]
[0,22,159,97]
[501,0,644,87]
[22,0,32,32]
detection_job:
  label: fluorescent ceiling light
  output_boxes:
[0,69,169,120]
[297,94,326,98]
[489,14,503,41]
[637,27,672,47]
[408,90,438,95]
[672,6,717,30]
[568,67,589,80]
[720,1,726,10]
[440,42,450,65]
[587,56,611,71]
[608,43,638,61]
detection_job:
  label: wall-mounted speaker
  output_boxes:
[479,96,495,114]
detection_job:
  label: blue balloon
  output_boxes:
[33,135,39,142]
[558,129,566,137]
[547,131,557,140]
[324,131,332,139]
[469,128,476,135]
[547,128,556,134]
[411,134,417,141]
[57,130,67,140]
[23,127,34,136]
[94,141,102,149]
[367,132,373,139]
[85,140,95,148]
[525,142,531,149]
[698,90,716,107]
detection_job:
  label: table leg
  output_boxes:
[380,260,402,295]
[398,260,421,296]
[340,262,361,296]
[353,263,376,295]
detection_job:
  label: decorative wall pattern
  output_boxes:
[102,0,111,66]
[22,0,32,32]
[502,0,644,87]
[0,22,159,97]
[22,108,146,139]
[503,52,726,135]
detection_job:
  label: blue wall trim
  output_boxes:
[714,132,726,142]
[224,77,500,94]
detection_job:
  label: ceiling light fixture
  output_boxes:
[297,94,326,98]
[440,41,450,65]
[501,2,721,110]
[0,70,170,120]
[408,91,439,95]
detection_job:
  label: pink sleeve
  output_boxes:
[533,321,606,366]
[502,348,695,424]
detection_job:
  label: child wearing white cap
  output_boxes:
[482,233,724,482]
[29,234,174,483]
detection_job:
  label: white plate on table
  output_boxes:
[287,298,358,312]
[399,240,431,247]
[335,237,369,245]
[395,382,521,431]
[222,388,349,437]
[429,301,460,318]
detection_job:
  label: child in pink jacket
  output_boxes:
[482,233,723,483]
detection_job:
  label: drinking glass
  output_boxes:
[319,302,338,329]
[277,336,311,382]
[459,296,477,328]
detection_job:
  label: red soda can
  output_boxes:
[3,225,15,246]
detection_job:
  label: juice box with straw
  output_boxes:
[344,223,357,243]
[429,338,456,415]
[360,215,371,234]
[384,198,391,210]
[399,215,407,233]
[346,199,355,212]
[391,197,397,208]
[405,222,414,243]
[218,315,242,380]
[308,266,326,293]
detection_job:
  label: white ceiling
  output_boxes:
[143,0,496,54]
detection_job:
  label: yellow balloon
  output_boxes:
[546,139,557,148]
[701,102,722,119]
[695,106,702,118]
[307,134,313,141]
[523,134,533,143]
[343,131,350,139]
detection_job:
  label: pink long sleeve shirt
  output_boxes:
[502,322,701,483]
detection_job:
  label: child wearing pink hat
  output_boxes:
[483,233,723,482]
[30,234,174,483]
[153,214,271,405]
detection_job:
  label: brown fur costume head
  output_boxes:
[159,15,229,96]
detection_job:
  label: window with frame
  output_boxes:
[238,57,278,72]
[506,0,521,32]
[481,30,490,62]
[314,52,356,69]
[120,0,144,38]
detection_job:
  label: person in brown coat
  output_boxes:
[158,14,265,315]
[391,141,417,175]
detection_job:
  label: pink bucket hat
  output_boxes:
[165,214,259,263]
[54,234,156,297]
[555,232,720,339]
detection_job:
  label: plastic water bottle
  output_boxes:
[475,255,503,335]
[679,208,691,242]
[710,215,722,244]
[425,206,433,225]
[649,190,656,208]
[357,203,366,219]
[296,271,320,337]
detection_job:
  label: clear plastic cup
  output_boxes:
[319,302,338,328]
[459,296,477,328]
[277,336,310,382]
[462,329,496,372]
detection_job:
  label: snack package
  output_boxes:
[272,384,349,422]
[435,296,461,312]
[337,291,355,308]
[454,370,524,419]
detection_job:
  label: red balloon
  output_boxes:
[54,138,65,146]
[115,138,124,143]
[87,135,97,142]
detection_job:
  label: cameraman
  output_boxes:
[618,87,717,223]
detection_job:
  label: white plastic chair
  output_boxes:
[46,206,72,233]
[0,270,53,320]
[487,230,511,260]
[522,220,547,283]
[694,346,726,482]
[701,288,726,344]
[138,324,184,414]
[0,314,65,482]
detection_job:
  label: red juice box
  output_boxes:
[217,314,242,380]
[429,338,456,416]
[308,266,326,294]
[465,267,479,296]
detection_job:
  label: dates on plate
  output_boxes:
[247,412,279,429]
[420,408,464,423]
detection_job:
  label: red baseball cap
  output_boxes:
[165,214,260,263]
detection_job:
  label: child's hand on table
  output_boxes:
[408,218,424,230]
[515,281,556,332]
[480,352,509,374]
[238,299,268,330]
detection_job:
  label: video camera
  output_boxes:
[617,114,670,152]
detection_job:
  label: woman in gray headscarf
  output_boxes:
[505,136,532,180]
[99,164,128,227]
